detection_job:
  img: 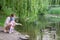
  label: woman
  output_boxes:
[9,17,16,33]
[4,14,15,33]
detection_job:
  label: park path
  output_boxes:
[0,27,29,40]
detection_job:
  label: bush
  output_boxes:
[2,7,13,16]
[48,7,60,15]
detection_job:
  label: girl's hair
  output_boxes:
[10,14,14,17]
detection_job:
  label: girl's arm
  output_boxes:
[15,23,22,26]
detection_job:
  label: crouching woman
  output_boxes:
[4,14,15,33]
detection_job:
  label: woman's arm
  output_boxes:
[15,23,22,26]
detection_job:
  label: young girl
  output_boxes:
[4,14,15,33]
[9,17,22,33]
[9,17,16,33]
[4,14,22,33]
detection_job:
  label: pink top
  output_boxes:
[10,21,16,27]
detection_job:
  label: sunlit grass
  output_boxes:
[0,16,6,26]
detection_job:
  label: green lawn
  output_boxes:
[0,16,6,26]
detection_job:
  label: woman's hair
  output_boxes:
[10,14,14,17]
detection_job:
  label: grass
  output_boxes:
[0,10,6,27]
[0,15,6,27]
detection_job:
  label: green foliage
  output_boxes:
[2,7,13,16]
[0,17,6,26]
[49,7,60,15]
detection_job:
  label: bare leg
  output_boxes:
[9,26,14,33]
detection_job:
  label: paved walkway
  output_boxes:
[0,27,29,40]
[0,27,21,40]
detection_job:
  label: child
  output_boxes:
[9,17,16,33]
[4,14,15,33]
[9,17,22,33]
